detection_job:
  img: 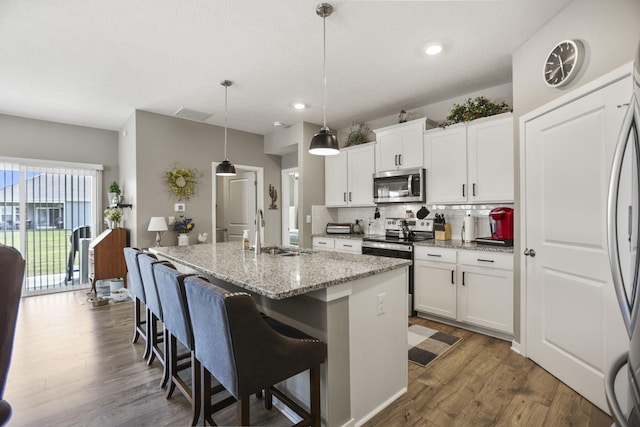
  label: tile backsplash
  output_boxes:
[312,203,515,240]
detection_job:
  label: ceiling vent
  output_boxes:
[174,107,213,122]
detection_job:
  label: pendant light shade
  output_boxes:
[216,80,237,176]
[309,3,339,156]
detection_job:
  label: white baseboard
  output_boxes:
[354,387,407,427]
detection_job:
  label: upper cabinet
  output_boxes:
[374,118,433,172]
[325,142,376,207]
[425,113,514,204]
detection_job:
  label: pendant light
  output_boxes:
[309,3,340,156]
[216,80,237,176]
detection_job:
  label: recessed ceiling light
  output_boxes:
[293,103,306,110]
[425,44,443,56]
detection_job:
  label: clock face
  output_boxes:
[544,39,583,88]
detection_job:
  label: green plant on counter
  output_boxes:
[440,96,511,127]
[345,122,371,147]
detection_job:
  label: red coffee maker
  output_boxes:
[489,207,514,243]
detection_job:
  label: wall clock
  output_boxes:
[543,39,584,88]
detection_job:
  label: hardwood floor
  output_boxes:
[4,291,612,426]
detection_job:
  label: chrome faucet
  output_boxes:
[255,208,265,255]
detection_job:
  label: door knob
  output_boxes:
[524,248,536,257]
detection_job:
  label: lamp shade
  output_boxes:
[216,160,236,176]
[148,216,168,232]
[309,128,339,156]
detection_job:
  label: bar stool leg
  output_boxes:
[160,328,170,388]
[310,365,321,427]
[190,355,201,426]
[143,308,153,361]
[238,397,250,426]
[132,299,141,343]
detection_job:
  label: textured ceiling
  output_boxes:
[0,0,573,135]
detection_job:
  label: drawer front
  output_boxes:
[335,238,362,253]
[458,251,513,270]
[313,237,335,251]
[414,246,456,263]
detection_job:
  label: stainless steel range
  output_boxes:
[362,218,434,316]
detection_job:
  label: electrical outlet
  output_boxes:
[306,214,312,224]
[174,203,185,212]
[377,293,386,315]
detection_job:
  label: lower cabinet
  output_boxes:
[414,248,457,319]
[414,246,514,335]
[313,236,362,254]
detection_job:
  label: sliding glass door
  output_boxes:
[0,158,102,295]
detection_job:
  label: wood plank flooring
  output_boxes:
[4,291,612,426]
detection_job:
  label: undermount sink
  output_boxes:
[260,246,311,256]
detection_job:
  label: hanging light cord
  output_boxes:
[322,11,327,129]
[224,83,229,160]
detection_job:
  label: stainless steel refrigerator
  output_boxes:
[607,59,640,426]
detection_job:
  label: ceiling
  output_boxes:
[0,0,573,136]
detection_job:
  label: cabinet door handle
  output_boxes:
[473,183,476,197]
[427,254,442,257]
[318,242,326,245]
[344,192,347,202]
[462,271,466,286]
[451,270,454,284]
[477,258,495,263]
[398,154,402,165]
[349,192,352,202]
[343,244,352,247]
[462,184,466,197]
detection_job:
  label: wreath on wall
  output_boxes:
[165,166,199,200]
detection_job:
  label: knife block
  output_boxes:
[435,224,451,241]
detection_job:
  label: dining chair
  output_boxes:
[0,245,25,426]
[123,248,148,349]
[183,275,327,426]
[153,263,200,425]
[138,253,171,387]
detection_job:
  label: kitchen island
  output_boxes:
[151,242,411,427]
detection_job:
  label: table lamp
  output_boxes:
[148,216,168,247]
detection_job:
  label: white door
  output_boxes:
[224,171,256,243]
[377,132,401,171]
[399,125,424,169]
[414,260,457,319]
[325,151,348,207]
[523,75,630,411]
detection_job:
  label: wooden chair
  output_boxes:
[153,263,200,425]
[183,275,327,426]
[0,245,25,426]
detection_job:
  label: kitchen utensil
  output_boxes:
[416,206,430,219]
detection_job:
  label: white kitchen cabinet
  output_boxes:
[312,237,335,251]
[312,236,362,254]
[424,124,468,203]
[325,142,375,207]
[414,247,457,319]
[457,251,513,334]
[335,238,362,254]
[425,113,514,204]
[467,114,514,202]
[374,118,426,172]
[414,246,514,336]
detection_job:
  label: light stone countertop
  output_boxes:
[150,242,411,300]
[313,234,514,254]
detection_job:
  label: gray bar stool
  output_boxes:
[138,253,171,387]
[153,262,200,425]
[123,248,149,350]
[184,275,327,426]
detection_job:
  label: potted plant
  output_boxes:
[173,216,195,246]
[345,122,371,147]
[108,181,122,205]
[440,96,511,127]
[104,207,123,229]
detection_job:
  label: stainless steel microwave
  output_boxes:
[373,168,425,204]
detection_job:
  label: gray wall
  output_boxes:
[297,122,324,248]
[511,0,640,343]
[128,110,281,249]
[0,113,120,229]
